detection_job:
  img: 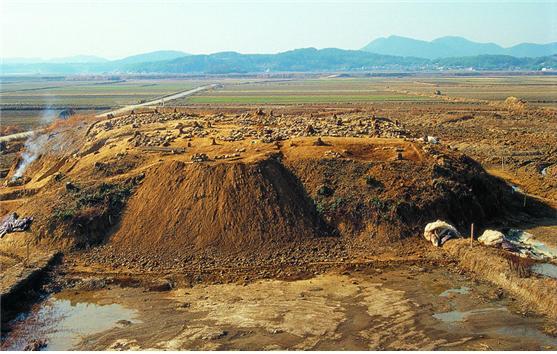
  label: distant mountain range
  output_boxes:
[1,50,190,65]
[126,48,556,74]
[110,50,190,65]
[1,46,556,75]
[1,55,109,64]
[362,36,557,59]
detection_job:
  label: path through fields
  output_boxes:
[95,84,219,118]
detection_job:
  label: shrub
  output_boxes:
[317,185,334,197]
[53,207,77,221]
[365,175,383,189]
[54,181,135,224]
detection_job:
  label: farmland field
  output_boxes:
[393,76,557,105]
[185,94,435,104]
[179,79,441,105]
[2,75,556,132]
[0,78,210,131]
[0,79,206,105]
[177,76,557,107]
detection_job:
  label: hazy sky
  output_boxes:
[1,0,556,59]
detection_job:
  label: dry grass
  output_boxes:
[0,125,24,136]
[502,252,535,278]
[44,114,100,133]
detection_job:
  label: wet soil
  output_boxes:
[2,265,556,351]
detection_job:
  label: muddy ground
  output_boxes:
[2,264,557,351]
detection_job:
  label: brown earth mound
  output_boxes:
[284,149,549,245]
[109,158,331,257]
[2,110,553,267]
[5,138,552,265]
[103,146,550,263]
[503,96,527,111]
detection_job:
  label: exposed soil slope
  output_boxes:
[110,158,330,256]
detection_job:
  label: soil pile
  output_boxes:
[2,109,554,268]
[108,158,330,257]
[285,148,542,246]
[503,96,527,111]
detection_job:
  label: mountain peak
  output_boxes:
[362,36,556,59]
[432,36,472,44]
[116,50,190,64]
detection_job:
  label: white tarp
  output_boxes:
[424,220,461,247]
[479,229,557,261]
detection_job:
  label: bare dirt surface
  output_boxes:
[1,89,556,350]
[374,100,557,203]
[2,107,549,254]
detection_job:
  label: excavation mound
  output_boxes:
[108,158,330,257]
[2,111,554,269]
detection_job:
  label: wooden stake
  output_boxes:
[523,194,527,208]
[470,223,474,248]
[26,239,30,267]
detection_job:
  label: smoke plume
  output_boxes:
[12,133,48,181]
[40,109,57,124]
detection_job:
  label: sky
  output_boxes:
[1,0,556,59]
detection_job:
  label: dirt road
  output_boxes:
[95,84,219,118]
[0,131,35,143]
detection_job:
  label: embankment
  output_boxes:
[0,252,62,324]
[444,239,557,319]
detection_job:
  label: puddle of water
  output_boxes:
[1,294,137,351]
[433,307,507,322]
[439,286,470,297]
[2,267,555,351]
[531,263,557,279]
[433,305,557,348]
[495,325,557,347]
